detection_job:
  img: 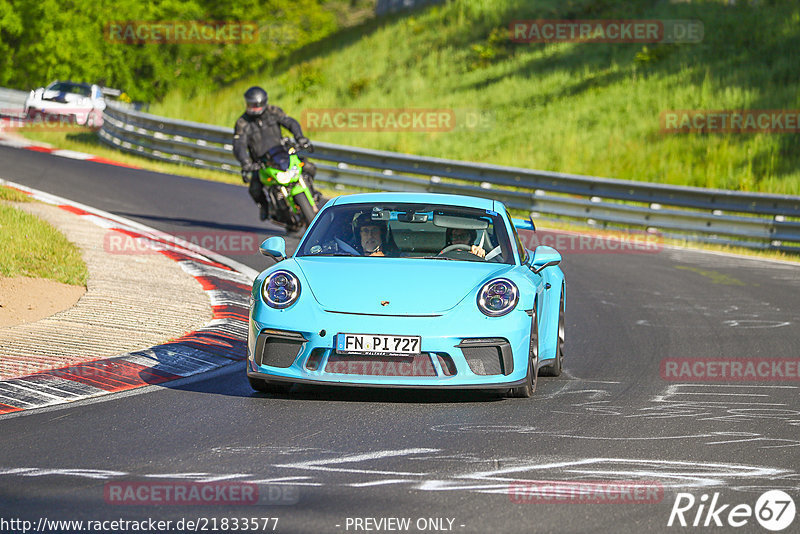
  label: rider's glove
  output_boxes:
[296,136,313,151]
[241,170,251,184]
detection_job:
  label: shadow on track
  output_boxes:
[113,211,283,235]
[161,362,508,404]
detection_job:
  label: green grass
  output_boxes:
[143,0,800,195]
[0,189,88,286]
[0,185,31,202]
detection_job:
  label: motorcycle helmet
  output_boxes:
[244,86,268,116]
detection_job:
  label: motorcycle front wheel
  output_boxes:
[294,192,317,226]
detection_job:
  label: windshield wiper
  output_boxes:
[420,255,456,260]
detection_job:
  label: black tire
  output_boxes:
[508,306,538,398]
[248,376,292,394]
[539,290,565,377]
[294,189,317,227]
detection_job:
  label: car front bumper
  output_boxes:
[247,304,533,389]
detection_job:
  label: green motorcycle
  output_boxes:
[258,138,319,231]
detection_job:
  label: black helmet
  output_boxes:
[244,86,267,116]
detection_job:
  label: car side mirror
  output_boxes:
[259,236,286,263]
[530,245,561,274]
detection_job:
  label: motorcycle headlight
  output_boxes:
[262,270,301,309]
[275,168,299,185]
[477,278,518,317]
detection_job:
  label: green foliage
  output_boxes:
[347,77,371,99]
[633,45,673,67]
[0,0,341,101]
[289,61,326,96]
[469,27,513,70]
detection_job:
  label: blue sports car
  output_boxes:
[247,192,565,398]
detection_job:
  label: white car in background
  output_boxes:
[24,81,107,128]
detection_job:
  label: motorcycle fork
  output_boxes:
[290,176,316,208]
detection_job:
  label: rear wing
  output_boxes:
[511,217,536,232]
[100,87,123,98]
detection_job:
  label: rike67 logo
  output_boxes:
[668,490,795,531]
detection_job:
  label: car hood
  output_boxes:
[296,257,513,315]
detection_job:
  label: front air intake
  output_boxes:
[458,338,513,376]
[254,330,306,368]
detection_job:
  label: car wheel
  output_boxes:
[248,376,292,394]
[539,290,565,377]
[508,306,538,398]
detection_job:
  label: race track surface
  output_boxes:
[1,145,798,533]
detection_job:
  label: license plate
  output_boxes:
[336,333,421,356]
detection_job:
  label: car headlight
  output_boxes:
[477,278,518,317]
[262,270,301,309]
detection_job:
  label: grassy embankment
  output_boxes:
[0,186,88,285]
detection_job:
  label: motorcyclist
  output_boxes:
[232,86,318,221]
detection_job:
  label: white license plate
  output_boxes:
[336,333,421,356]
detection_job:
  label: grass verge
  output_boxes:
[0,187,89,285]
[0,185,31,202]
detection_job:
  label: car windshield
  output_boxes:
[297,202,515,264]
[47,82,92,97]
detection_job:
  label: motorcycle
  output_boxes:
[257,138,319,232]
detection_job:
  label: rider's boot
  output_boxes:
[258,202,269,221]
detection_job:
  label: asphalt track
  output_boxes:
[1,144,799,534]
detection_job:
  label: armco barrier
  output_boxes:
[0,87,29,118]
[85,101,798,253]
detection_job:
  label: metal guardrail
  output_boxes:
[0,88,29,118]
[96,102,800,252]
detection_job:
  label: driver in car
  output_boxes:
[441,227,486,258]
[354,213,398,257]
